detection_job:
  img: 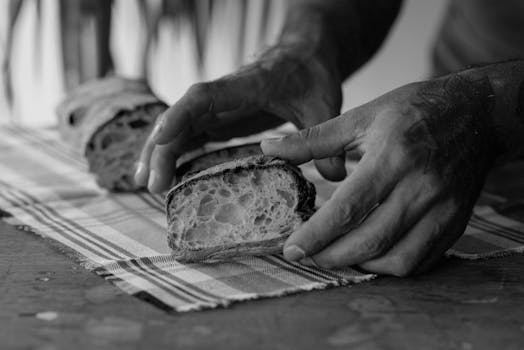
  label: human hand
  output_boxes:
[134,44,344,193]
[262,73,499,276]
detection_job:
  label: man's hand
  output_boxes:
[262,73,499,276]
[134,44,344,193]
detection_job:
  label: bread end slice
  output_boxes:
[166,155,315,262]
[176,142,262,182]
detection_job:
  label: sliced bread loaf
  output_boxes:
[166,155,316,262]
[57,76,167,191]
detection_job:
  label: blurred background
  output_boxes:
[0,0,448,126]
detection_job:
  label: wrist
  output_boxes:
[460,61,524,161]
[275,4,344,83]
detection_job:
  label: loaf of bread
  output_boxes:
[166,155,316,262]
[176,142,262,181]
[57,76,167,191]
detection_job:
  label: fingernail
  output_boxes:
[147,170,158,192]
[134,162,147,184]
[261,137,283,145]
[261,137,283,153]
[283,245,306,261]
[299,257,320,268]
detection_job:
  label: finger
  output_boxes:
[147,143,179,193]
[313,156,347,182]
[151,80,261,145]
[134,125,163,186]
[137,102,280,189]
[261,108,367,165]
[414,206,471,275]
[283,151,403,261]
[147,132,208,193]
[135,118,193,186]
[304,172,440,268]
[297,115,347,182]
[359,198,459,277]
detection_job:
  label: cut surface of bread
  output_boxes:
[57,76,152,145]
[166,155,316,262]
[176,143,262,181]
[85,103,166,191]
[57,76,167,191]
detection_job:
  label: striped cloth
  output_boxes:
[0,125,523,312]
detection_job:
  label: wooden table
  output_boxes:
[1,220,523,350]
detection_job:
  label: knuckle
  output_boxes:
[358,236,389,259]
[413,173,445,201]
[188,82,213,98]
[331,202,358,231]
[425,172,445,191]
[300,125,319,139]
[299,126,321,146]
[432,222,443,236]
[296,127,321,158]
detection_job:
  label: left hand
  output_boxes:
[134,43,344,193]
[262,73,499,276]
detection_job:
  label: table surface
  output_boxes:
[1,219,523,350]
[3,159,524,350]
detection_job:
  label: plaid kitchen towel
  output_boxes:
[0,124,523,312]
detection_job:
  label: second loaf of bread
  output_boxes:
[57,76,167,191]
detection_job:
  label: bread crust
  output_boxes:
[176,142,262,181]
[56,77,151,121]
[57,77,156,150]
[166,155,316,262]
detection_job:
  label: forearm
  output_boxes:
[277,0,402,80]
[455,60,524,161]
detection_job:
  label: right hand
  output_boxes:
[262,74,498,275]
[134,43,345,193]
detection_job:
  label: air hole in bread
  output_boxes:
[128,119,150,129]
[68,106,88,126]
[197,194,217,217]
[238,193,254,207]
[214,203,246,225]
[225,173,241,185]
[219,189,231,197]
[254,214,265,225]
[277,189,294,208]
